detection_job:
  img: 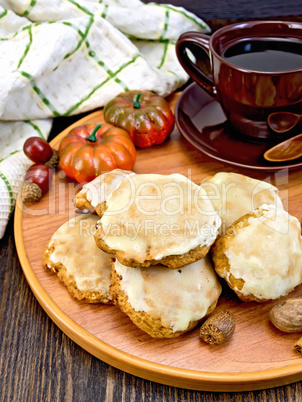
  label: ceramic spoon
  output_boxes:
[263,132,302,162]
[267,111,302,134]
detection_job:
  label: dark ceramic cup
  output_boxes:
[176,21,302,139]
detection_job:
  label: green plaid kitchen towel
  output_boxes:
[0,0,210,238]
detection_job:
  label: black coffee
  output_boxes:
[222,38,302,72]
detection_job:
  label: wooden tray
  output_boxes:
[14,94,302,391]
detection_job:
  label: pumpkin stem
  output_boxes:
[133,92,142,109]
[86,124,102,142]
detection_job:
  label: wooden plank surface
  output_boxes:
[1,4,302,400]
[1,94,302,402]
[12,93,302,394]
[2,222,302,400]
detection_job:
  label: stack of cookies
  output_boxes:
[92,171,222,338]
[43,169,302,338]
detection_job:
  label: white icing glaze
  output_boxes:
[224,205,302,300]
[78,169,135,208]
[48,214,112,295]
[114,257,222,332]
[100,173,221,262]
[201,172,284,232]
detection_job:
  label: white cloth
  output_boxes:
[0,0,210,238]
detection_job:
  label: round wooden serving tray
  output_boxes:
[14,94,302,391]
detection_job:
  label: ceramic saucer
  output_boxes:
[175,83,302,171]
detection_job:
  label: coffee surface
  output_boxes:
[222,38,302,72]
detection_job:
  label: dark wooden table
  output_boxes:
[1,2,302,401]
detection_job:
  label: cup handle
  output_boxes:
[176,32,217,97]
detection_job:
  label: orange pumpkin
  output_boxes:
[58,123,136,183]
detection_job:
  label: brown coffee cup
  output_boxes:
[176,21,302,139]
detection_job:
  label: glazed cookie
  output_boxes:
[95,173,221,269]
[201,172,283,234]
[43,214,113,304]
[212,204,302,302]
[110,257,222,338]
[74,169,135,215]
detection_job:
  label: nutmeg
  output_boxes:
[294,336,302,354]
[200,310,236,345]
[269,298,302,333]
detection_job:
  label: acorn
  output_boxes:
[21,137,57,204]
[21,163,53,204]
[21,181,42,203]
[44,149,59,169]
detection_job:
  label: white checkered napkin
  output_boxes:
[1,15,169,119]
[0,119,52,238]
[0,6,29,35]
[0,5,209,120]
[1,0,145,22]
[0,152,31,238]
[3,0,209,40]
[0,1,209,237]
[102,3,210,40]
